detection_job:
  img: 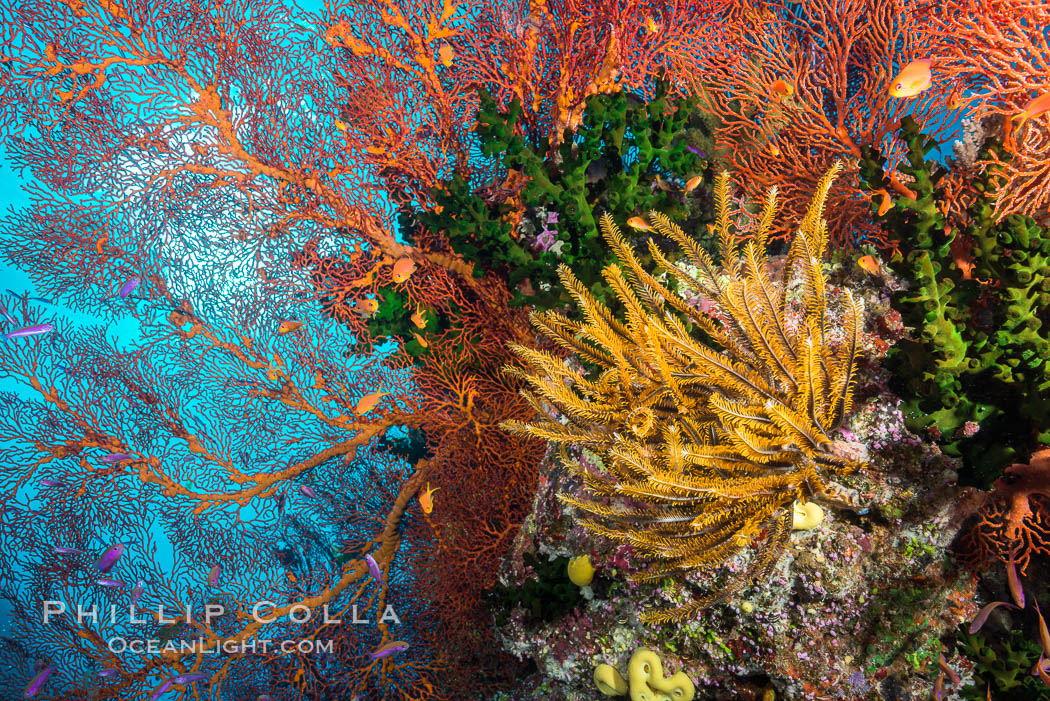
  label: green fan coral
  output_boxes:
[501,164,869,623]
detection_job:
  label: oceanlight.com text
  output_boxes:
[107,638,336,655]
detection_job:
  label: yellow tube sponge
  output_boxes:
[567,554,595,586]
[594,664,629,696]
[791,500,825,530]
[626,648,695,701]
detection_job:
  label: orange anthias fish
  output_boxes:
[645,15,660,34]
[769,78,794,101]
[419,482,440,514]
[889,58,932,98]
[768,142,780,157]
[857,255,881,276]
[871,188,893,216]
[438,44,455,67]
[684,174,703,194]
[413,332,429,348]
[1015,91,1050,132]
[354,391,389,415]
[277,320,303,335]
[390,257,416,284]
[410,307,426,329]
[353,298,379,318]
[626,216,652,232]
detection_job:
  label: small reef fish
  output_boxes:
[130,579,146,605]
[100,453,133,464]
[207,564,221,587]
[299,484,318,499]
[684,174,703,193]
[1035,600,1050,657]
[419,483,440,515]
[412,332,428,348]
[53,546,84,555]
[1015,91,1050,131]
[277,320,303,335]
[390,257,416,283]
[889,58,932,98]
[410,307,426,329]
[626,216,652,232]
[370,640,409,660]
[4,324,54,340]
[175,672,208,684]
[0,301,18,325]
[769,78,794,100]
[39,479,67,488]
[96,543,124,573]
[871,188,893,216]
[969,600,1018,633]
[1007,549,1024,608]
[857,255,881,275]
[96,578,124,588]
[437,44,454,67]
[645,15,660,34]
[354,391,388,415]
[353,298,378,318]
[118,277,140,299]
[24,665,53,698]
[99,669,120,678]
[768,142,780,157]
[365,553,382,584]
[151,678,174,700]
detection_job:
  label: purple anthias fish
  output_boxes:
[299,485,317,498]
[97,543,124,573]
[130,579,146,605]
[370,640,409,660]
[53,546,84,555]
[23,665,53,698]
[207,564,220,587]
[99,669,120,678]
[4,324,54,341]
[150,678,174,700]
[39,479,67,488]
[364,554,382,584]
[0,301,18,325]
[100,453,133,464]
[174,672,207,684]
[118,277,140,299]
[97,578,125,588]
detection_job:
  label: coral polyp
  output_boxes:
[503,164,869,623]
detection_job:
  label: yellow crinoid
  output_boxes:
[501,163,868,624]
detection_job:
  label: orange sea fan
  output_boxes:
[685,0,959,249]
[927,0,1050,220]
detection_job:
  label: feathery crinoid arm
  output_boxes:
[501,163,866,624]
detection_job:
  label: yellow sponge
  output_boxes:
[594,664,629,695]
[567,554,595,586]
[626,648,695,701]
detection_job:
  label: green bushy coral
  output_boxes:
[957,627,1050,700]
[412,78,717,310]
[859,116,1050,486]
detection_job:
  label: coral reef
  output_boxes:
[490,386,979,700]
[503,165,869,623]
[860,116,1050,487]
[414,78,717,312]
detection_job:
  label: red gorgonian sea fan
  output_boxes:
[958,448,1050,577]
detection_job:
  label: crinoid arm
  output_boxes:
[500,163,868,622]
